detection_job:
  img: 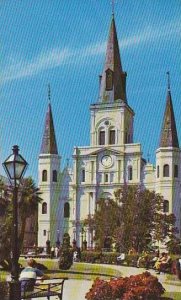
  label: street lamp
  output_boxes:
[3,145,28,300]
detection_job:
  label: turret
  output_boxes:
[156,72,181,234]
[38,86,61,247]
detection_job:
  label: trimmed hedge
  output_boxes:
[81,251,180,269]
[81,251,140,266]
[81,251,119,264]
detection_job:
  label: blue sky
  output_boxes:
[0,0,180,182]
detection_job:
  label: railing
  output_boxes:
[21,278,68,300]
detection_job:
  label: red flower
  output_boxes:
[85,272,165,300]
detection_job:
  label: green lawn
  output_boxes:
[1,260,181,300]
[164,292,181,300]
[18,259,123,280]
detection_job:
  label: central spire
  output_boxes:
[99,15,127,103]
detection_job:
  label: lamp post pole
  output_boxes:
[46,230,50,255]
[3,145,28,300]
[81,227,84,251]
[12,178,19,282]
[56,230,60,247]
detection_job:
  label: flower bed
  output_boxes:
[85,272,166,300]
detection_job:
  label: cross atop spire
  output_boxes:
[111,0,115,15]
[166,71,170,91]
[48,83,51,103]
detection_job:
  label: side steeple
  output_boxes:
[40,87,58,154]
[99,14,127,103]
[159,72,179,148]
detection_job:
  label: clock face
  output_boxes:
[101,155,112,168]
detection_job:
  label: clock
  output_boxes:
[101,155,112,168]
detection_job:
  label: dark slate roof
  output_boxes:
[40,103,58,154]
[99,15,127,103]
[159,90,179,148]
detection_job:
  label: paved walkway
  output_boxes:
[101,263,181,293]
[25,263,181,299]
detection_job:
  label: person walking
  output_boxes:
[55,246,59,258]
[51,246,55,259]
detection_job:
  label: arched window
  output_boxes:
[42,170,47,182]
[43,230,46,236]
[42,202,47,214]
[109,129,115,144]
[163,164,169,177]
[106,69,113,90]
[174,165,178,178]
[64,202,70,218]
[99,130,105,145]
[53,170,57,182]
[105,173,109,183]
[157,166,159,178]
[163,200,169,213]
[128,166,133,180]
[82,169,85,182]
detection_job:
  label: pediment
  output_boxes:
[89,147,122,156]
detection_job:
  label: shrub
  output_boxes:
[109,277,127,299]
[125,254,139,266]
[85,278,113,300]
[85,272,165,300]
[58,247,73,270]
[81,251,102,263]
[81,251,119,264]
[58,233,73,270]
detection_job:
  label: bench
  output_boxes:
[21,278,68,300]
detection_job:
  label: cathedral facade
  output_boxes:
[37,15,181,248]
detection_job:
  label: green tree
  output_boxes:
[0,177,42,267]
[114,185,178,253]
[90,185,178,253]
[18,177,42,252]
[90,198,121,250]
[0,179,12,268]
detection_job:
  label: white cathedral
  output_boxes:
[37,15,181,248]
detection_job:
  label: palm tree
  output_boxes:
[0,179,12,269]
[0,177,42,266]
[18,177,42,252]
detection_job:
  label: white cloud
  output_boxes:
[120,21,180,48]
[1,48,71,84]
[1,20,180,84]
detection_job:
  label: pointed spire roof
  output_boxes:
[159,73,179,148]
[40,100,58,155]
[99,15,127,103]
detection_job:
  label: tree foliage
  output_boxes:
[18,177,42,251]
[89,185,179,253]
[92,198,121,250]
[0,177,42,265]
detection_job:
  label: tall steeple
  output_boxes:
[159,72,179,148]
[99,14,127,103]
[40,86,58,154]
